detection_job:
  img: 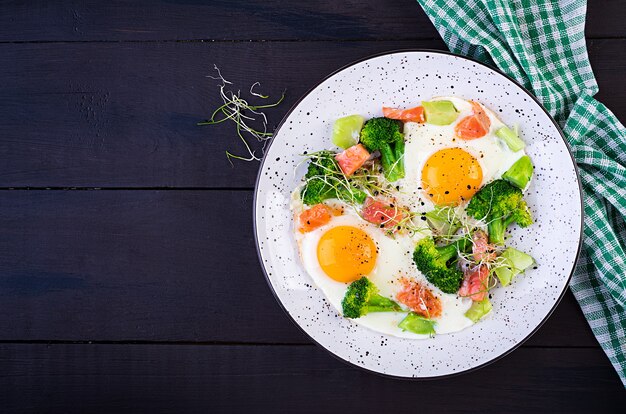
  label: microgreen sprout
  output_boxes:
[452,220,508,299]
[198,65,285,164]
[349,164,397,199]
[299,150,367,205]
[298,151,428,236]
[382,208,430,237]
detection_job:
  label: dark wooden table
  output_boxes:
[0,1,624,412]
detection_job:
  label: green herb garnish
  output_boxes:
[198,65,285,163]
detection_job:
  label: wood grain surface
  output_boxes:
[0,0,623,41]
[0,39,623,188]
[0,190,597,346]
[1,344,624,413]
[0,0,624,412]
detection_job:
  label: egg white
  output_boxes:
[291,97,528,339]
[397,96,527,212]
[292,197,474,338]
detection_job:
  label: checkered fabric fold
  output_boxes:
[416,0,626,385]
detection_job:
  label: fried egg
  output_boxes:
[399,97,526,212]
[292,197,473,338]
[292,97,526,339]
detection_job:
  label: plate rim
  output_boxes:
[253,48,584,380]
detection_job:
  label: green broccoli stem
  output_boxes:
[488,220,505,245]
[488,215,517,245]
[378,143,405,182]
[378,143,399,181]
[367,294,401,312]
[394,139,405,179]
[435,237,471,262]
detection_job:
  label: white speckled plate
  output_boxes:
[254,50,583,378]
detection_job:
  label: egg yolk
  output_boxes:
[317,226,378,283]
[422,147,483,206]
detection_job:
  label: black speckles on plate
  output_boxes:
[253,50,582,379]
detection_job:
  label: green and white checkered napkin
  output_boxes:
[416,0,626,385]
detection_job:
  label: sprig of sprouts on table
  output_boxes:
[198,65,285,164]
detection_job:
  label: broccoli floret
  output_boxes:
[341,277,401,319]
[359,117,405,182]
[301,178,337,205]
[301,152,366,205]
[304,152,338,179]
[412,236,470,294]
[465,179,533,245]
